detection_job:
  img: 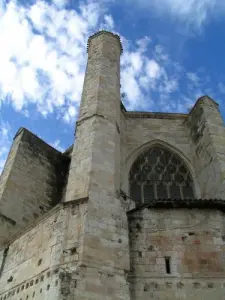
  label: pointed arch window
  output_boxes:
[129,146,194,203]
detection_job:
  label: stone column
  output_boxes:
[186,95,225,199]
[65,31,122,202]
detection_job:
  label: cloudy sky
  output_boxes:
[0,0,225,172]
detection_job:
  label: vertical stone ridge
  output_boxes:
[186,95,225,198]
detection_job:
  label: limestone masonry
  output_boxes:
[1,30,225,300]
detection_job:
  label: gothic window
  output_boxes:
[129,146,194,203]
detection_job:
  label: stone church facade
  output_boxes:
[1,30,225,299]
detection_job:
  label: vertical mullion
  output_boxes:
[180,185,184,200]
[167,182,171,199]
[141,183,144,203]
[154,183,157,200]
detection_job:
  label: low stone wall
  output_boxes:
[0,200,86,300]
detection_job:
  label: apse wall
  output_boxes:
[120,111,199,197]
[128,207,225,300]
[121,96,225,201]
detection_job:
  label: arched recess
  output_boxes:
[122,140,200,202]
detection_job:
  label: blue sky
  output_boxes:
[0,0,225,172]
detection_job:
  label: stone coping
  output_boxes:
[124,111,188,120]
[121,95,219,120]
[63,144,73,155]
[128,198,225,215]
[13,127,64,154]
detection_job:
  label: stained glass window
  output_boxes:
[129,146,194,203]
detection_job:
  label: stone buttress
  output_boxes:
[64,31,131,300]
[186,96,225,198]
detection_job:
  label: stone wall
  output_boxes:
[0,200,86,300]
[128,207,225,300]
[0,128,70,246]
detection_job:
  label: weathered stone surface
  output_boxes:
[0,200,86,300]
[0,128,70,246]
[128,208,225,299]
[65,31,121,202]
[186,96,225,199]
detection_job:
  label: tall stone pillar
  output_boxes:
[65,31,122,202]
[64,32,131,300]
[186,96,225,198]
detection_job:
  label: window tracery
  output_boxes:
[129,146,194,203]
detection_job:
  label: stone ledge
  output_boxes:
[128,198,225,215]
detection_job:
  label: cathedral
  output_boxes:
[1,30,225,300]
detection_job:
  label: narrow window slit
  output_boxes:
[165,256,171,274]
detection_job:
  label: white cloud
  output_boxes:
[136,37,151,53]
[154,45,168,61]
[120,36,180,110]
[159,77,178,94]
[100,14,114,30]
[50,139,65,152]
[63,105,78,123]
[0,0,102,119]
[218,83,225,94]
[52,0,68,9]
[123,0,225,29]
[146,60,161,79]
[0,0,208,115]
[187,72,200,86]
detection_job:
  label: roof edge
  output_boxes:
[14,127,64,155]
